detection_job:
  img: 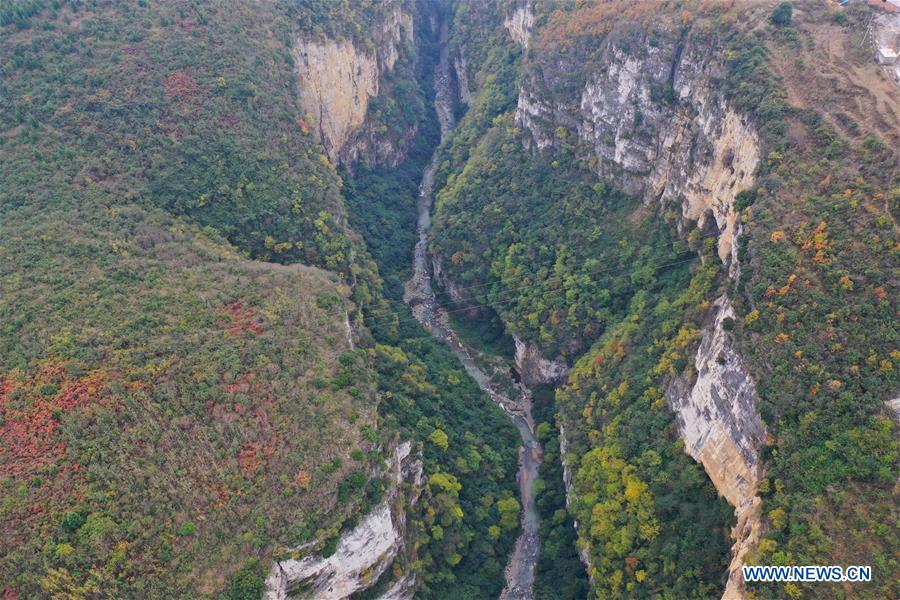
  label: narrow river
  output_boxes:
[402,23,541,600]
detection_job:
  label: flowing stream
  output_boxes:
[403,22,541,600]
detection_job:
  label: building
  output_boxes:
[877,46,899,63]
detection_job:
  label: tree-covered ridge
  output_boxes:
[0,201,379,598]
[719,4,899,597]
[556,255,736,598]
[2,0,353,270]
[431,117,697,359]
[431,1,899,598]
[2,0,386,596]
[0,0,367,594]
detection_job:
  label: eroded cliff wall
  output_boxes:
[517,30,759,264]
[665,295,767,599]
[504,1,533,50]
[293,2,415,166]
[514,24,767,597]
[264,442,423,600]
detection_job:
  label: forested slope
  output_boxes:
[430,1,899,599]
[2,0,897,599]
[0,1,378,596]
[1,1,521,598]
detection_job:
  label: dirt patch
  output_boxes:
[770,7,900,149]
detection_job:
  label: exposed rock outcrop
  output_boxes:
[665,295,767,599]
[377,573,418,600]
[430,256,469,306]
[514,335,569,386]
[504,1,533,50]
[264,442,423,600]
[293,3,414,165]
[873,12,900,84]
[452,54,473,106]
[517,32,760,263]
[887,396,900,423]
[515,25,768,597]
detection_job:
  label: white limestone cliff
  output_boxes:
[293,2,414,165]
[504,1,533,50]
[517,35,759,263]
[264,441,423,600]
[665,295,767,599]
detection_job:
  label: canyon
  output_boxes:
[275,2,898,598]
[3,1,894,599]
[288,4,790,599]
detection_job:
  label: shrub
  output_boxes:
[771,2,792,26]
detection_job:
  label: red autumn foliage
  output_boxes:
[624,555,639,573]
[873,287,887,299]
[2,587,19,600]
[222,301,264,336]
[225,371,255,394]
[237,440,276,476]
[0,366,108,479]
[165,70,202,99]
[213,484,232,507]
[238,442,263,475]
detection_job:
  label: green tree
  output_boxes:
[771,2,792,26]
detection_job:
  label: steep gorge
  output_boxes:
[425,2,897,599]
[515,19,767,597]
[2,1,895,599]
[285,1,899,596]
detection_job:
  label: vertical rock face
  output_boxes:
[665,295,767,599]
[430,256,468,305]
[293,3,414,165]
[514,335,569,386]
[452,55,473,106]
[504,1,533,50]
[264,442,423,600]
[293,38,380,162]
[515,35,768,594]
[517,34,759,263]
